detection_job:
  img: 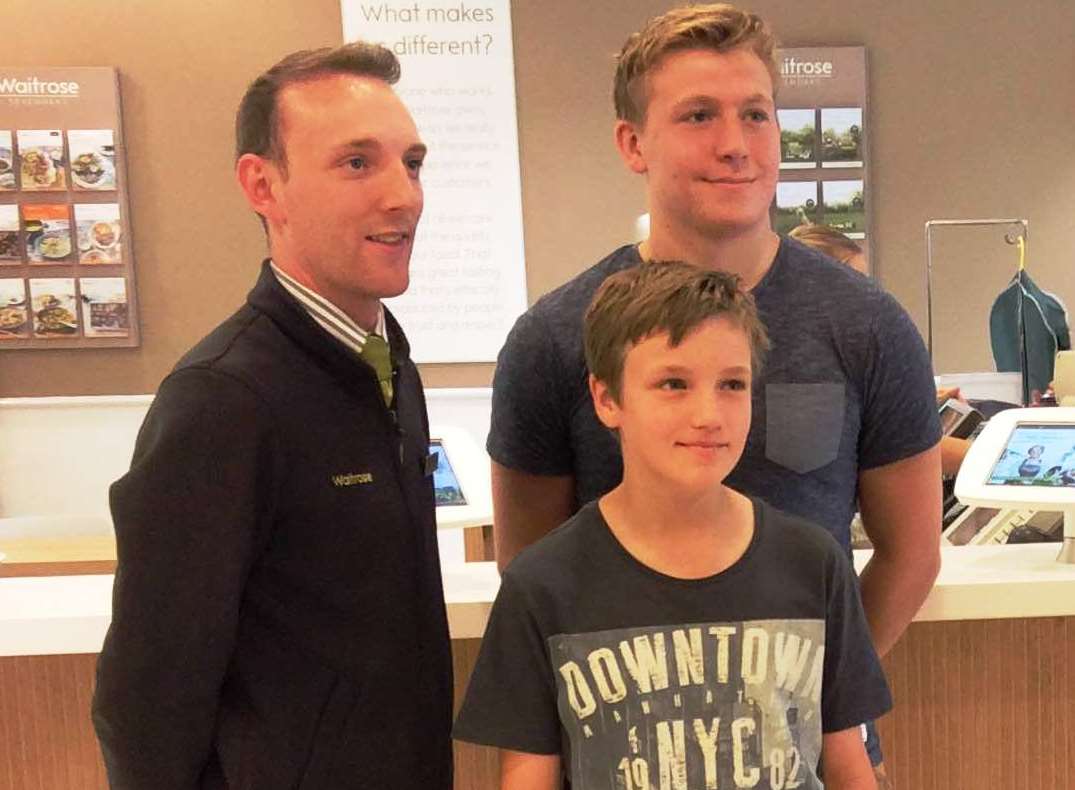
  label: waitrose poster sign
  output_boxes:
[773,48,870,265]
[0,66,140,350]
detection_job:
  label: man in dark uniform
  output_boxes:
[92,42,453,789]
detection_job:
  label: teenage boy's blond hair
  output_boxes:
[613,3,780,124]
[584,261,769,402]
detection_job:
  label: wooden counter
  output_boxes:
[4,541,1075,788]
[0,535,117,578]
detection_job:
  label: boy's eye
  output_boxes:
[345,156,366,170]
[744,109,770,123]
[659,378,688,391]
[720,378,749,391]
[685,109,712,123]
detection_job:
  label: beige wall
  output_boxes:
[3,0,1073,397]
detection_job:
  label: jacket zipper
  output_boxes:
[391,365,404,464]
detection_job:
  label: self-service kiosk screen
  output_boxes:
[430,440,468,506]
[987,424,1075,487]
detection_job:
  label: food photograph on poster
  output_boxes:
[821,107,864,168]
[22,204,72,263]
[75,203,122,264]
[17,129,67,191]
[821,179,866,238]
[773,180,818,234]
[68,129,117,191]
[777,108,816,169]
[0,130,14,190]
[79,276,129,337]
[29,277,78,337]
[0,205,19,262]
[0,278,29,338]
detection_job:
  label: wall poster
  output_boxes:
[773,48,870,270]
[0,67,139,348]
[340,0,528,363]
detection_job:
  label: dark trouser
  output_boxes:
[864,718,883,765]
[865,720,895,788]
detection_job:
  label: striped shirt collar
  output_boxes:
[269,260,387,357]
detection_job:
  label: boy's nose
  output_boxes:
[690,391,724,428]
[713,118,749,163]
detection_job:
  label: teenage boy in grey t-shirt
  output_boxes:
[458,262,889,789]
[487,5,941,782]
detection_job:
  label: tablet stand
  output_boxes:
[1059,509,1075,564]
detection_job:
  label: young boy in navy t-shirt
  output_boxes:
[455,261,890,789]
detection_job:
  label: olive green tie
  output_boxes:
[361,333,393,406]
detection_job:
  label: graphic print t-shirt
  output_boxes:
[453,501,891,789]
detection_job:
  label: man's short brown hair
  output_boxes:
[584,261,769,402]
[235,41,400,171]
[613,3,779,124]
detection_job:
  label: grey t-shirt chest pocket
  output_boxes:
[765,382,846,474]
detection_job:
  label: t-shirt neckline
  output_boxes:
[588,497,764,587]
[628,237,786,298]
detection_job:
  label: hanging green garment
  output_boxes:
[989,270,1071,396]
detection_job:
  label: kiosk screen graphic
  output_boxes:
[987,424,1075,487]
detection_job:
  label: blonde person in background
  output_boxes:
[792,222,971,478]
[788,222,868,274]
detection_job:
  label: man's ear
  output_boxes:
[613,119,648,175]
[589,373,622,430]
[235,153,282,225]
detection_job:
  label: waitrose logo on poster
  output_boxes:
[0,77,81,97]
[780,56,835,85]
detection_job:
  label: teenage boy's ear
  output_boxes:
[614,120,648,175]
[589,374,623,430]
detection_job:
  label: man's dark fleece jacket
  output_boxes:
[92,263,453,789]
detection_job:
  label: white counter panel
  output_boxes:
[0,575,113,657]
[6,545,1075,657]
[442,562,499,640]
[855,543,1075,622]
